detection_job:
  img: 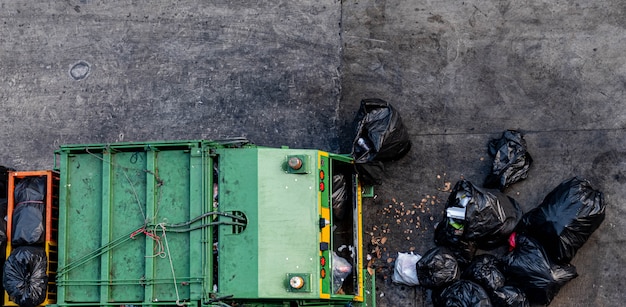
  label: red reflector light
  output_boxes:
[319,170,325,180]
[320,268,326,278]
[319,182,325,191]
[320,256,326,266]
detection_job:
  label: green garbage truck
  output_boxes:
[40,139,375,307]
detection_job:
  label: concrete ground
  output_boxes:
[1,1,625,306]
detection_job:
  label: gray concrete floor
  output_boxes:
[1,1,625,306]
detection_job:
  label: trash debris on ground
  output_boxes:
[502,233,578,305]
[351,98,411,185]
[519,177,606,264]
[484,130,532,191]
[374,131,604,306]
[391,251,421,286]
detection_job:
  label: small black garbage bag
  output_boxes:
[352,98,411,185]
[491,286,529,307]
[520,177,605,264]
[484,130,532,190]
[434,220,477,267]
[436,180,523,251]
[332,174,348,220]
[4,246,48,307]
[462,254,505,292]
[416,247,460,289]
[434,280,493,307]
[12,177,46,246]
[502,233,578,305]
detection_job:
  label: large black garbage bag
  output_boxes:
[462,254,505,292]
[12,177,46,246]
[491,286,529,307]
[14,177,46,203]
[352,98,411,185]
[484,130,532,190]
[434,280,493,307]
[502,233,578,305]
[416,247,460,289]
[12,202,45,246]
[4,246,48,307]
[436,180,523,251]
[520,177,605,264]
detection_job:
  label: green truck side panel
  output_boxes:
[57,143,209,305]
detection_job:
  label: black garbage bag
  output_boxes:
[434,280,492,307]
[14,177,46,204]
[436,180,523,251]
[416,247,460,289]
[352,98,411,185]
[491,286,529,307]
[434,220,477,267]
[332,174,348,220]
[484,130,532,190]
[12,177,47,246]
[519,177,605,264]
[502,233,578,305]
[12,202,45,246]
[354,160,386,186]
[462,254,505,292]
[4,246,48,307]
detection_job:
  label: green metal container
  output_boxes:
[53,139,374,307]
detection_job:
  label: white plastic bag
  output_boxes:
[392,251,421,286]
[332,252,353,293]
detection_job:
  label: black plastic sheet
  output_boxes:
[491,286,529,307]
[520,177,605,264]
[436,180,523,252]
[484,130,532,190]
[416,247,460,289]
[3,246,48,307]
[502,233,578,305]
[12,177,46,246]
[352,98,411,185]
[462,254,505,292]
[434,280,493,307]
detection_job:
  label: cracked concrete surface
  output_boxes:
[1,1,625,306]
